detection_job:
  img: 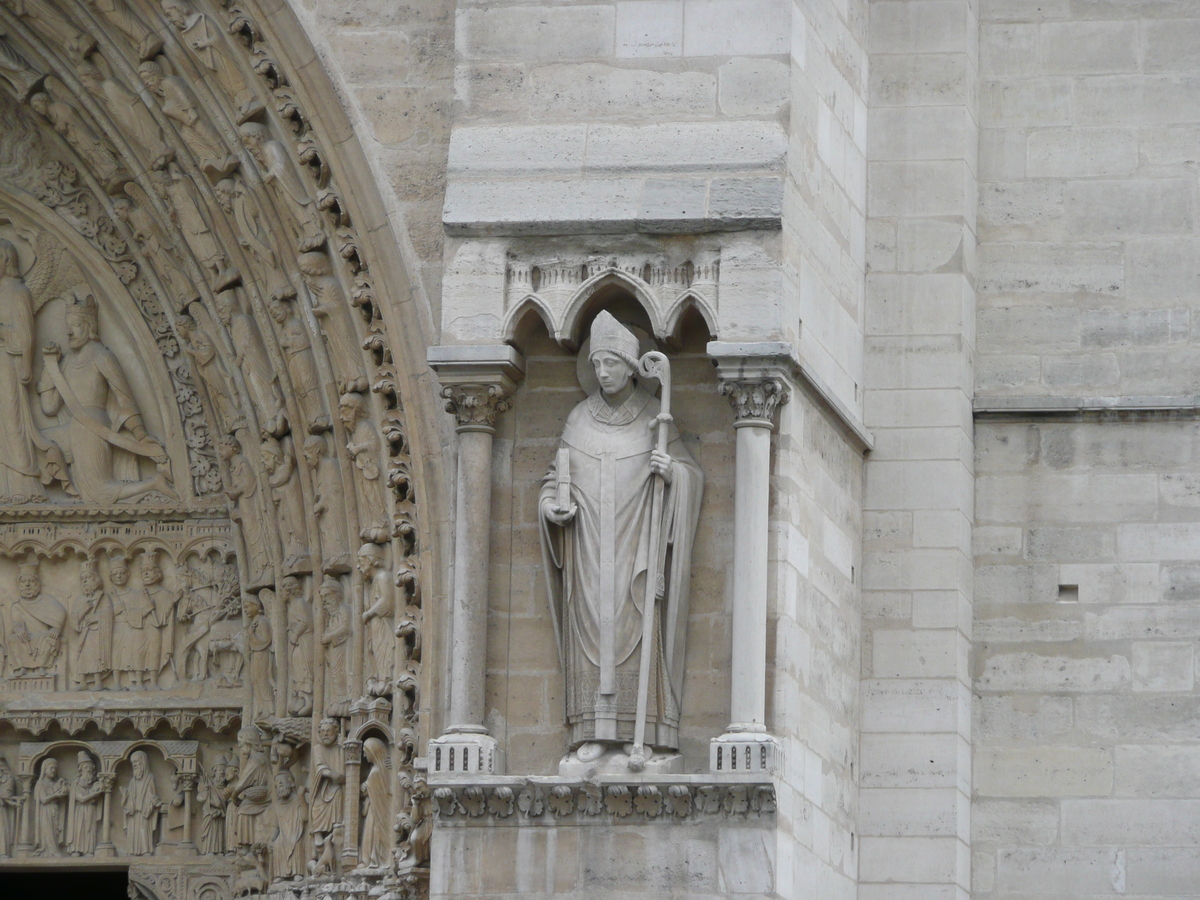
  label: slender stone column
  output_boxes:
[427,346,524,776]
[708,346,790,774]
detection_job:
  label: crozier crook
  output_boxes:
[629,349,671,773]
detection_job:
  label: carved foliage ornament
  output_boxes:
[719,376,791,423]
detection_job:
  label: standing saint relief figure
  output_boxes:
[539,312,703,761]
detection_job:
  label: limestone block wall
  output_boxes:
[769,389,864,899]
[784,0,869,415]
[974,417,1200,899]
[976,0,1200,398]
[442,0,791,243]
[861,0,979,896]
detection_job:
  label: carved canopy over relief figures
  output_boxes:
[0,0,429,897]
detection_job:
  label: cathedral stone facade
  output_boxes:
[0,0,1193,899]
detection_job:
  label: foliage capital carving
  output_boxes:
[441,383,513,432]
[718,376,790,423]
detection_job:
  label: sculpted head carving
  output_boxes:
[238,121,267,162]
[77,751,95,785]
[588,311,640,398]
[18,557,40,599]
[110,553,129,587]
[242,593,263,620]
[137,60,165,95]
[65,291,100,349]
[318,717,338,747]
[338,392,366,429]
[319,576,342,609]
[80,559,101,594]
[140,554,163,587]
[130,749,148,778]
[41,757,57,779]
[302,433,325,469]
[160,0,194,29]
[298,250,331,278]
[214,177,238,214]
[356,542,384,577]
[274,768,295,800]
[0,237,19,277]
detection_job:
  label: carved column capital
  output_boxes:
[718,377,790,425]
[440,383,514,433]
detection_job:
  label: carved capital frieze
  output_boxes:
[719,376,790,424]
[430,777,775,824]
[440,383,513,432]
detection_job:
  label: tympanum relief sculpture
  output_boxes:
[540,312,703,772]
[0,0,426,889]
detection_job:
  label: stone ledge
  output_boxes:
[974,395,1200,417]
[443,175,783,236]
[429,774,776,825]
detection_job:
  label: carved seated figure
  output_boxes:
[37,292,176,505]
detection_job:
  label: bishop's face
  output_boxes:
[592,352,634,397]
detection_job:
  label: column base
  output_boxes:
[429,732,504,775]
[710,732,781,775]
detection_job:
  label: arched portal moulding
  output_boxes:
[0,1,447,897]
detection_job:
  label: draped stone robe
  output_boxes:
[539,386,703,749]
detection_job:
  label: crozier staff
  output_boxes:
[539,311,703,757]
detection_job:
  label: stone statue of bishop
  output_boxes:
[539,311,703,761]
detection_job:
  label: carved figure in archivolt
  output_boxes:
[139,58,235,177]
[339,391,379,482]
[303,432,351,574]
[232,727,271,848]
[153,164,230,288]
[9,557,66,678]
[0,757,17,857]
[0,238,57,504]
[539,312,703,752]
[197,755,228,855]
[359,736,391,868]
[160,0,263,121]
[38,292,177,504]
[215,289,282,421]
[309,718,343,871]
[300,249,363,383]
[271,768,307,880]
[142,553,181,681]
[219,434,273,589]
[33,756,68,855]
[359,543,393,697]
[110,553,155,687]
[269,296,326,433]
[0,34,44,101]
[87,0,164,59]
[68,751,104,856]
[77,57,173,168]
[319,577,351,715]
[176,312,240,432]
[214,175,290,300]
[243,592,273,720]
[121,749,162,855]
[112,192,196,312]
[262,432,309,574]
[238,122,318,249]
[29,88,128,195]
[72,558,113,690]
[283,576,312,715]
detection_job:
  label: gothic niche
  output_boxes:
[0,0,426,896]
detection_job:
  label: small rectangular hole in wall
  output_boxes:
[1058,584,1079,602]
